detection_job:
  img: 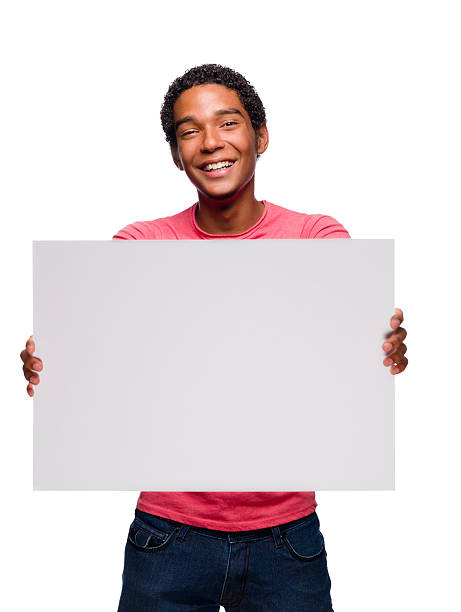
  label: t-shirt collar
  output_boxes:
[191,200,268,239]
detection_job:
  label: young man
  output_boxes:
[21,64,408,611]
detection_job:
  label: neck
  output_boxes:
[195,179,264,235]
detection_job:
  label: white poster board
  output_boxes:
[33,239,394,490]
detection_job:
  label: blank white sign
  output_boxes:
[33,239,394,490]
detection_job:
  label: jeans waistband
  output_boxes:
[135,508,318,546]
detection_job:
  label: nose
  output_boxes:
[200,126,224,153]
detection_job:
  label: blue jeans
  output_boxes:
[117,508,334,611]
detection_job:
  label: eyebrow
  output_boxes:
[174,108,244,131]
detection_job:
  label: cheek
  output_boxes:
[233,137,257,164]
[178,148,191,166]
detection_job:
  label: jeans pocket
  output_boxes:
[281,513,326,562]
[127,516,178,554]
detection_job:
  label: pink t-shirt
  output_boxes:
[113,199,350,530]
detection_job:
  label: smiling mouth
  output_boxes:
[199,160,236,174]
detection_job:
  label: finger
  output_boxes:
[20,337,35,362]
[391,355,408,375]
[21,352,43,371]
[23,365,40,384]
[20,344,43,371]
[27,383,34,397]
[26,335,35,356]
[28,357,43,372]
[383,343,407,364]
[20,353,42,370]
[383,344,407,366]
[384,341,407,359]
[390,309,404,329]
[383,327,407,352]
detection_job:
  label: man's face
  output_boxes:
[171,83,268,201]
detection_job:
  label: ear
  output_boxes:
[170,144,184,171]
[256,123,269,156]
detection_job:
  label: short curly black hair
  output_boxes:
[160,64,267,150]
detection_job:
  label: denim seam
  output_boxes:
[219,540,232,605]
[221,542,250,608]
[282,512,317,536]
[132,518,170,540]
[128,527,179,554]
[281,531,325,562]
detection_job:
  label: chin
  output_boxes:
[200,186,241,201]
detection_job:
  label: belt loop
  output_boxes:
[271,525,283,548]
[175,524,190,542]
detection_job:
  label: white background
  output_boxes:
[1,1,459,610]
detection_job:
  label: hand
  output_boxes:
[382,308,408,375]
[20,335,43,397]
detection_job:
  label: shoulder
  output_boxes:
[112,219,164,240]
[267,202,351,239]
[112,204,194,240]
[300,213,351,239]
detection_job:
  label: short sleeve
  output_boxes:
[301,214,351,239]
[112,220,163,240]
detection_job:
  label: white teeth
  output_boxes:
[203,160,234,171]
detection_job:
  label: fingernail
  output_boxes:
[384,358,393,366]
[383,343,392,351]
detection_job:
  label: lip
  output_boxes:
[197,160,237,178]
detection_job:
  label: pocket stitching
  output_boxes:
[132,517,170,541]
[282,532,325,562]
[128,523,178,554]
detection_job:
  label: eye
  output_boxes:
[181,130,197,137]
[222,121,237,127]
